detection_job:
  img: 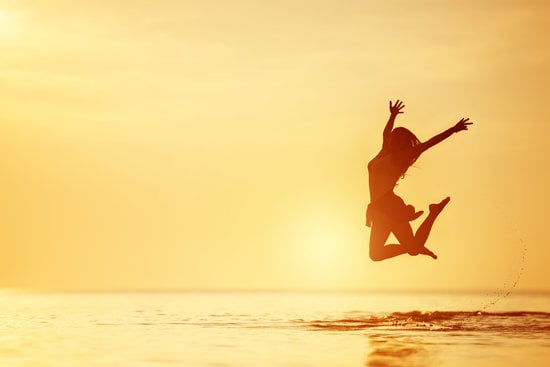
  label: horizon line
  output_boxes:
[2,287,549,295]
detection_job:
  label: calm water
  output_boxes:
[0,291,549,366]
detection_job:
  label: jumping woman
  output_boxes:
[367,100,472,261]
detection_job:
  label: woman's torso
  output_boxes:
[368,151,402,203]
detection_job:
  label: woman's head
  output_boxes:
[389,127,420,152]
[389,127,421,175]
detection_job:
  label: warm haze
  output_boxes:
[1,0,549,291]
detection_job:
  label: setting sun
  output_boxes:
[287,208,353,285]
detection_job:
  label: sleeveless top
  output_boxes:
[368,152,402,204]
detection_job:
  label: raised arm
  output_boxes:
[416,118,472,155]
[382,100,405,150]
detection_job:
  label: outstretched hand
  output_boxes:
[389,100,405,115]
[453,118,473,133]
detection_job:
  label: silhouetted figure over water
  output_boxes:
[367,100,472,261]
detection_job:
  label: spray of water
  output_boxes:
[481,227,527,311]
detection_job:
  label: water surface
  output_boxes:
[0,291,548,366]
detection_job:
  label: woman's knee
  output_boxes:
[407,247,420,256]
[407,250,420,256]
[369,249,384,262]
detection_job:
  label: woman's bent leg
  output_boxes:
[369,220,408,261]
[414,197,450,248]
[391,220,437,259]
[389,220,419,256]
[388,197,450,259]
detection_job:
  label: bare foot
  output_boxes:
[429,197,450,216]
[418,247,437,260]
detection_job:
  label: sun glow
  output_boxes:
[286,207,354,287]
[0,10,17,37]
[0,10,11,23]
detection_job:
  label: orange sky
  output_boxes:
[1,0,549,291]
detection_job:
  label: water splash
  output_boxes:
[306,310,550,334]
[482,228,527,311]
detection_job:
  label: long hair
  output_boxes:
[388,127,421,178]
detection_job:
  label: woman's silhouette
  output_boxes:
[367,100,472,261]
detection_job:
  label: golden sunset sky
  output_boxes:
[1,0,549,291]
